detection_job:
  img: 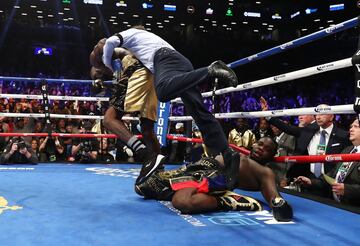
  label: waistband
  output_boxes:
[154,47,177,59]
[123,60,144,78]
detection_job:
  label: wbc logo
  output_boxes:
[0,196,22,215]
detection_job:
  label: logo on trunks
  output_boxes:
[314,105,331,113]
[316,63,334,71]
[0,196,22,215]
[273,74,286,81]
[325,24,344,34]
[280,42,294,50]
[325,156,343,162]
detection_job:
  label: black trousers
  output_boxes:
[153,48,228,155]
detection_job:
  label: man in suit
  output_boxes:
[267,122,296,187]
[298,114,315,127]
[295,118,360,206]
[260,97,351,185]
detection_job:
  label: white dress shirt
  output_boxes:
[103,28,175,73]
[307,124,334,175]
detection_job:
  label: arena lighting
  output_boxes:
[272,14,282,19]
[305,8,318,14]
[34,47,53,56]
[142,3,154,9]
[187,6,195,14]
[329,3,344,11]
[206,8,213,15]
[290,11,300,19]
[164,4,176,12]
[116,1,127,7]
[226,7,233,16]
[83,0,103,4]
[244,11,261,18]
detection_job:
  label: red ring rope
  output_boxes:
[1,132,357,163]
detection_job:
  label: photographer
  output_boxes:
[39,134,66,162]
[71,121,99,163]
[0,137,38,164]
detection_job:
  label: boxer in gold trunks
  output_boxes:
[90,39,160,175]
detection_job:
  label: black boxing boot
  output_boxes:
[222,148,240,191]
[135,148,166,184]
[271,197,293,222]
[208,60,239,88]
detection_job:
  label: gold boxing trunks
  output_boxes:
[110,55,158,122]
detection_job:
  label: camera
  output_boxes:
[81,140,92,153]
[77,140,93,163]
[17,141,26,149]
[12,137,26,149]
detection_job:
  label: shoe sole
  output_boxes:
[145,154,165,179]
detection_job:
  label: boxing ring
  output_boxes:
[0,16,360,245]
[0,163,358,246]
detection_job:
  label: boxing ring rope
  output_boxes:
[0,94,109,102]
[169,104,355,121]
[0,17,357,165]
[0,104,354,121]
[228,17,358,68]
[0,76,93,84]
[171,57,353,103]
[1,131,360,164]
[171,16,359,103]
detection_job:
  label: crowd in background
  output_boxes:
[0,75,358,208]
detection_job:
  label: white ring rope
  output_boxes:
[169,104,355,121]
[0,58,352,103]
[0,112,138,121]
[171,57,353,103]
[0,104,354,121]
[0,94,109,102]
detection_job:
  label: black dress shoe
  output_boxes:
[208,60,239,88]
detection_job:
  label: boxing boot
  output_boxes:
[217,191,263,211]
